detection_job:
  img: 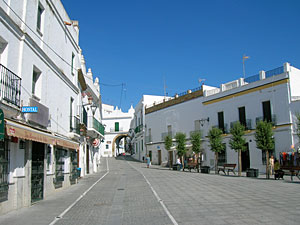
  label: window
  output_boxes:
[218,111,225,133]
[69,98,74,131]
[32,67,41,98]
[167,125,172,136]
[37,3,44,33]
[141,140,143,151]
[55,148,65,187]
[46,145,51,171]
[115,122,119,132]
[262,101,272,122]
[238,107,246,127]
[71,53,75,75]
[218,144,227,165]
[106,145,109,149]
[0,36,8,65]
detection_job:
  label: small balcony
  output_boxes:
[0,64,21,108]
[230,119,252,130]
[212,124,229,134]
[110,127,124,132]
[87,116,105,138]
[134,124,143,134]
[70,116,80,135]
[256,114,277,126]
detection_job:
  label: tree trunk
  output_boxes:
[181,155,184,171]
[215,152,218,174]
[238,150,242,176]
[197,152,201,173]
[266,150,270,179]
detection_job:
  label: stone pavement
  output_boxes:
[0,156,299,225]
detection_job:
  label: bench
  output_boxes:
[280,166,300,181]
[218,164,236,175]
[186,162,198,172]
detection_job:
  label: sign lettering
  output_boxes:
[21,106,38,113]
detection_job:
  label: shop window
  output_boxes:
[0,139,9,201]
[46,145,51,171]
[70,151,78,183]
[54,148,65,188]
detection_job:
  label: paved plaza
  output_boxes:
[0,156,299,225]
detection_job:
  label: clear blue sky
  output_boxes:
[62,0,300,112]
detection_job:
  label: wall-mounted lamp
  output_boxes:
[200,117,209,126]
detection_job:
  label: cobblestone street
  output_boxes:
[0,156,299,225]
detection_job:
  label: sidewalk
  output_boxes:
[0,161,108,225]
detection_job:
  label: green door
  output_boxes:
[31,142,44,203]
[115,122,119,132]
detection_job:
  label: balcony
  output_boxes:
[87,116,105,137]
[0,64,21,108]
[110,127,124,132]
[212,124,229,134]
[256,114,277,126]
[70,116,80,135]
[230,119,252,131]
[134,124,143,134]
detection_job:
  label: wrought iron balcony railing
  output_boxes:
[161,132,173,141]
[145,135,152,143]
[134,124,143,133]
[0,64,21,108]
[230,119,252,130]
[256,114,277,126]
[92,117,105,136]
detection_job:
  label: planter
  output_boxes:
[246,168,259,178]
[200,166,210,173]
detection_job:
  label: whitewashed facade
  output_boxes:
[100,104,134,157]
[0,0,104,214]
[130,95,171,161]
[145,63,300,174]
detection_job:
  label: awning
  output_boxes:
[5,119,79,150]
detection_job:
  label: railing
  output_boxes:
[213,124,229,134]
[230,119,252,130]
[244,74,260,83]
[0,64,21,108]
[134,124,143,133]
[265,66,284,78]
[256,114,277,126]
[70,116,80,135]
[189,130,203,138]
[223,80,239,91]
[93,117,105,136]
[145,135,152,143]
[204,88,220,97]
[110,127,124,132]
[161,132,173,141]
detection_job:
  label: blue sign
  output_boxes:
[22,106,38,113]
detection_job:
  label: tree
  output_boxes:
[175,132,187,169]
[229,122,247,176]
[208,127,225,174]
[296,113,300,141]
[255,120,274,179]
[164,135,173,169]
[190,131,202,172]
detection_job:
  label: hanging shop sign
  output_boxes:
[21,106,38,113]
[92,138,100,147]
[0,109,4,140]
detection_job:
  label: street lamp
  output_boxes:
[90,104,97,116]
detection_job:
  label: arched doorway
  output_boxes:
[112,134,129,157]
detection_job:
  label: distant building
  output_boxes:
[144,63,300,173]
[101,104,134,157]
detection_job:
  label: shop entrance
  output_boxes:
[242,143,250,171]
[31,141,45,203]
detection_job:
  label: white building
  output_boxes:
[100,104,134,157]
[145,63,300,174]
[0,0,104,214]
[130,95,171,162]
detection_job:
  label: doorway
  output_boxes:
[86,145,89,174]
[31,141,45,203]
[158,150,162,165]
[242,143,250,171]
